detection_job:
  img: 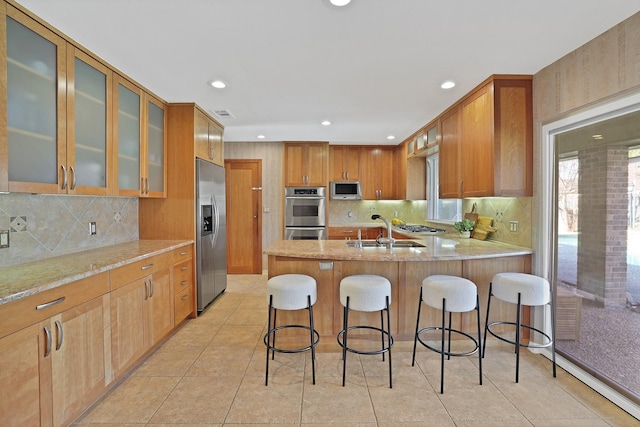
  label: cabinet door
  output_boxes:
[4,6,67,194]
[194,110,210,160]
[209,122,224,166]
[360,147,396,199]
[110,277,147,378]
[51,295,109,427]
[461,83,494,198]
[67,48,111,195]
[113,76,143,196]
[330,146,360,181]
[147,267,173,346]
[439,107,461,198]
[284,143,306,186]
[305,143,328,186]
[0,322,51,427]
[145,96,166,197]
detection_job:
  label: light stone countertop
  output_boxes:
[264,235,533,262]
[0,240,193,306]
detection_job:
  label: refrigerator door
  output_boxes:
[196,159,227,312]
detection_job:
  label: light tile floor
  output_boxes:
[73,274,639,426]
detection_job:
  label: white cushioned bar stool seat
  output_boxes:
[412,275,482,394]
[264,274,320,386]
[337,275,393,388]
[482,272,556,383]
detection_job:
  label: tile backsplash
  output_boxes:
[0,193,138,268]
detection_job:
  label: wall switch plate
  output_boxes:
[89,222,97,235]
[509,221,519,232]
[0,230,9,248]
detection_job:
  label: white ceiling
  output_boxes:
[15,0,640,145]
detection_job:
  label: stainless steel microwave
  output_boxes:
[330,181,362,200]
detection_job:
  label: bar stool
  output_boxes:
[337,274,393,388]
[264,274,320,386]
[412,275,482,394]
[482,272,556,383]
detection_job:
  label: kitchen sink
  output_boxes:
[346,240,425,248]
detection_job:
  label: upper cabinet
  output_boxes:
[1,2,166,197]
[284,142,328,187]
[438,75,533,198]
[113,75,166,198]
[195,109,224,166]
[360,146,397,199]
[329,145,360,182]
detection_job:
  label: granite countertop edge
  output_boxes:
[0,240,193,306]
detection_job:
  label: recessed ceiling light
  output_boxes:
[330,0,351,6]
[441,81,455,89]
[387,135,395,140]
[208,80,227,89]
[321,120,331,126]
[257,135,266,139]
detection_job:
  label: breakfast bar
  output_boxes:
[264,236,533,349]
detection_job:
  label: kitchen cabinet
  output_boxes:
[110,252,173,378]
[0,272,110,427]
[113,75,166,198]
[195,110,224,166]
[360,146,396,199]
[173,245,194,323]
[327,227,377,240]
[438,75,533,198]
[3,5,113,195]
[283,142,328,186]
[329,145,360,182]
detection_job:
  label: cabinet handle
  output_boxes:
[60,165,68,190]
[144,280,149,300]
[180,266,188,271]
[141,177,145,194]
[141,263,154,270]
[150,279,155,298]
[36,296,65,311]
[145,178,150,194]
[44,325,52,357]
[460,179,463,195]
[70,166,76,190]
[180,280,188,286]
[180,251,188,256]
[181,295,189,301]
[55,320,63,351]
[345,171,349,180]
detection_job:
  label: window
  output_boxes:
[426,154,462,222]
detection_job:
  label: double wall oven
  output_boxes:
[284,186,327,240]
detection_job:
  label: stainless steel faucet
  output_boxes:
[372,214,396,249]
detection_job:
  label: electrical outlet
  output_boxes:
[89,222,97,235]
[348,210,353,218]
[0,230,9,248]
[509,221,519,232]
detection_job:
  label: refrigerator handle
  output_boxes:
[211,194,220,247]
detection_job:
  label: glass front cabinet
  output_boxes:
[1,3,165,197]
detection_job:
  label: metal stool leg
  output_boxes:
[380,309,386,362]
[342,296,350,387]
[386,295,392,389]
[412,287,423,366]
[440,297,446,394]
[307,295,316,385]
[265,295,274,386]
[476,295,483,385]
[515,293,522,383]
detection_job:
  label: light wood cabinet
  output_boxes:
[327,227,377,240]
[0,271,110,427]
[110,252,173,378]
[173,247,194,324]
[195,110,224,166]
[113,75,166,198]
[283,142,328,186]
[360,146,397,199]
[0,3,112,195]
[329,146,360,182]
[438,75,533,198]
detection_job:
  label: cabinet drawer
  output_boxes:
[174,286,193,323]
[110,252,172,290]
[173,260,192,295]
[0,271,110,339]
[173,245,193,262]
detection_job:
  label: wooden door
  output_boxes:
[147,267,174,346]
[51,295,109,427]
[225,159,262,274]
[0,322,51,426]
[439,106,461,198]
[110,278,147,378]
[461,83,494,197]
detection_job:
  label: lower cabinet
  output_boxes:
[110,260,173,378]
[0,273,110,427]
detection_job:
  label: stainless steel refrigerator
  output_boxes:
[196,158,227,312]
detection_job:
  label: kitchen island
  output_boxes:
[264,236,533,349]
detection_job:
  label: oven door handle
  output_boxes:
[285,226,326,230]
